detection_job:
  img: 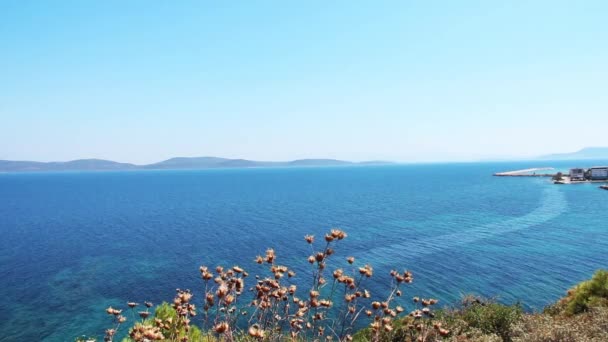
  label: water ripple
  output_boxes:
[368,186,567,261]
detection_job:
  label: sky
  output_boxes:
[1,1,607,164]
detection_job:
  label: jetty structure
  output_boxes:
[493,167,555,177]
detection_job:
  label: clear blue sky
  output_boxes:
[1,1,606,164]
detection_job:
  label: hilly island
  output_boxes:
[0,157,393,172]
[3,146,608,173]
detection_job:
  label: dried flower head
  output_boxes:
[330,229,347,240]
[216,284,228,298]
[248,324,265,338]
[289,285,297,294]
[359,264,373,277]
[214,321,229,334]
[333,269,343,279]
[265,249,275,263]
[438,328,450,336]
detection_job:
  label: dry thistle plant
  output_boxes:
[88,229,449,342]
[399,297,448,341]
[103,306,127,341]
[101,300,164,342]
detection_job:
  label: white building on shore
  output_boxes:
[569,168,586,181]
[590,166,608,180]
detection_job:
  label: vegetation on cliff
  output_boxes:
[77,230,608,342]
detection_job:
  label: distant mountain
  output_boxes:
[0,157,394,172]
[0,159,137,172]
[149,157,366,169]
[538,147,608,160]
[214,159,278,168]
[287,159,352,167]
[143,157,233,169]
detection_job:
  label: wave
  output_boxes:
[367,186,567,261]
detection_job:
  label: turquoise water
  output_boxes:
[1,161,607,341]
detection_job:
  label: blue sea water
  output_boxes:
[1,161,607,341]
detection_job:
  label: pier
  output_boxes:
[493,168,555,177]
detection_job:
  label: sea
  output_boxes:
[1,161,607,341]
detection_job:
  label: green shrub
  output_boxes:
[459,297,522,342]
[118,302,204,342]
[564,269,608,315]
